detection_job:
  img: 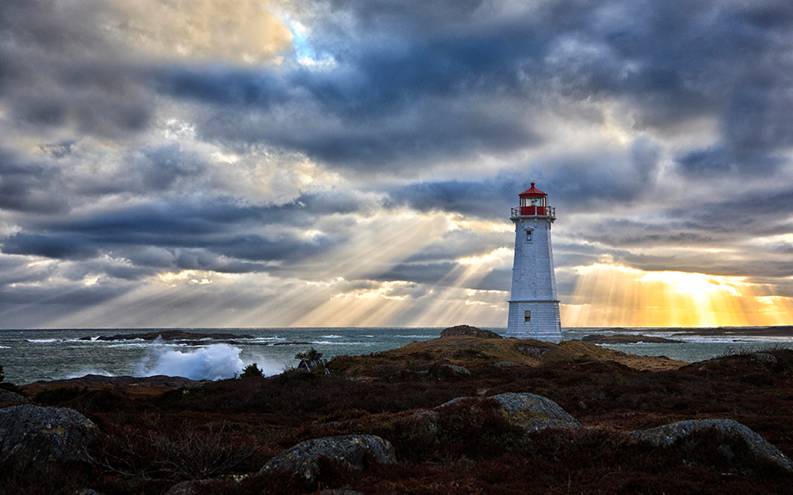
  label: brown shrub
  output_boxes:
[93,420,255,482]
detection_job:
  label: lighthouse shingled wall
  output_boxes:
[507,214,562,342]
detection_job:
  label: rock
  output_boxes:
[515,344,549,358]
[0,405,98,470]
[0,388,29,406]
[438,392,579,432]
[23,374,204,399]
[440,325,502,339]
[260,434,396,487]
[631,419,793,472]
[490,392,580,431]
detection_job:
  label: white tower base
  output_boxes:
[506,300,561,343]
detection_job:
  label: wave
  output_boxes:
[393,335,434,339]
[81,337,148,344]
[26,338,60,343]
[0,345,9,349]
[106,342,188,349]
[238,336,286,342]
[310,340,372,346]
[321,334,343,339]
[134,343,285,380]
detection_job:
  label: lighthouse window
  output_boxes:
[525,228,533,241]
[524,310,531,322]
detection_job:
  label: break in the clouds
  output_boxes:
[1,0,792,328]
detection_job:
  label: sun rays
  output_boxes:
[564,262,793,327]
[36,213,793,330]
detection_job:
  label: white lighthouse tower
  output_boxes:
[506,183,562,342]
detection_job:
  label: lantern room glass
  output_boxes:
[520,196,546,207]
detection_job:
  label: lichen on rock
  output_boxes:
[0,404,98,471]
[631,418,793,472]
[260,434,396,487]
[437,391,580,433]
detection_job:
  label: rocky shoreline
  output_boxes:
[2,325,793,493]
[76,329,316,347]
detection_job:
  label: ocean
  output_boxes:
[2,327,793,384]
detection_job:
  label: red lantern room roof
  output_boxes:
[519,182,547,198]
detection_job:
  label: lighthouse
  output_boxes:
[506,183,562,342]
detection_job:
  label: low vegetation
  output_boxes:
[239,363,264,379]
[2,333,793,493]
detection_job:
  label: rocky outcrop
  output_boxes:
[440,325,502,339]
[260,434,396,487]
[632,419,793,472]
[514,343,550,358]
[0,405,98,470]
[23,374,204,399]
[378,392,580,456]
[438,392,580,433]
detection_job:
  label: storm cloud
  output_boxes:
[1,0,792,327]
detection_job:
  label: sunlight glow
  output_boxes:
[564,262,793,327]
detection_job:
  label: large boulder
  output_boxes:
[438,392,580,433]
[260,434,396,487]
[632,419,793,472]
[0,405,98,470]
[440,325,502,339]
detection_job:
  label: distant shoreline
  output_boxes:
[577,326,793,336]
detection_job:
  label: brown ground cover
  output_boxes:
[4,335,793,494]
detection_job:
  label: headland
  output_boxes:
[1,325,792,494]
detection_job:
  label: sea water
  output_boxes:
[2,327,793,384]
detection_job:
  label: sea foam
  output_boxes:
[134,343,285,380]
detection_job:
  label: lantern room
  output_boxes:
[514,182,554,218]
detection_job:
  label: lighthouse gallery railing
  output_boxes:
[510,206,556,219]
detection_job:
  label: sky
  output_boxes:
[1,0,792,329]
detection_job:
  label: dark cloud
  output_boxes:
[387,142,661,218]
[0,0,154,138]
[1,0,793,325]
[137,0,791,177]
[1,192,368,273]
[0,149,67,213]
